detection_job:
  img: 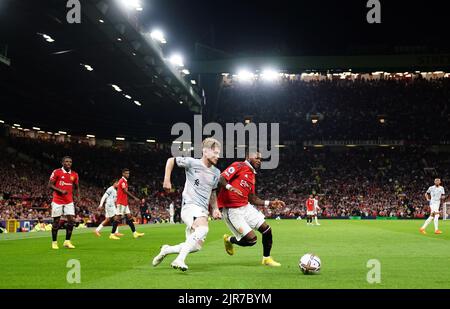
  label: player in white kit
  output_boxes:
[95,181,122,237]
[152,138,242,271]
[420,178,445,235]
[313,195,321,226]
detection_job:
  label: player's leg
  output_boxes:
[258,222,280,266]
[51,216,61,249]
[314,214,320,225]
[110,214,121,239]
[244,204,281,267]
[51,202,64,249]
[222,207,256,255]
[152,226,189,267]
[433,211,442,234]
[421,205,437,234]
[63,214,76,249]
[126,213,144,238]
[95,217,110,236]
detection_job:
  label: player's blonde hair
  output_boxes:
[202,137,221,150]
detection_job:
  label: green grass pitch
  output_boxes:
[1,219,449,289]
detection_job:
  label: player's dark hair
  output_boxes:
[61,156,72,163]
[122,168,129,174]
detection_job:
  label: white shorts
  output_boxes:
[430,202,440,213]
[105,203,116,218]
[222,204,265,241]
[307,210,315,216]
[181,204,209,239]
[51,202,75,218]
[116,204,131,216]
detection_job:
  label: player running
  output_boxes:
[220,151,285,267]
[420,178,445,235]
[95,181,122,237]
[109,169,145,240]
[305,195,315,225]
[48,156,80,249]
[152,138,242,271]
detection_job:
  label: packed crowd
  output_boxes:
[1,136,449,225]
[213,78,450,141]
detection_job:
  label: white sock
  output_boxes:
[164,243,184,254]
[315,217,319,224]
[96,223,103,232]
[116,226,119,233]
[176,226,208,262]
[434,215,440,231]
[422,216,433,229]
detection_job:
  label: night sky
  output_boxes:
[137,0,448,58]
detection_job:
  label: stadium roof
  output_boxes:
[0,0,201,141]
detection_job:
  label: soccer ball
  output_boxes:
[299,253,321,274]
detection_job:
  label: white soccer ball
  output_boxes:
[299,253,321,274]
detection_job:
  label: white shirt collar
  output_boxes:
[61,167,71,173]
[244,160,257,174]
[122,176,128,182]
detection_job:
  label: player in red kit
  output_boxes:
[305,195,315,225]
[48,156,80,249]
[219,151,285,267]
[109,168,145,240]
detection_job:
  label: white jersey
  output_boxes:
[102,186,117,206]
[176,157,220,211]
[314,199,319,211]
[426,185,445,204]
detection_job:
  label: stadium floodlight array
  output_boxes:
[86,134,95,138]
[118,0,143,11]
[38,33,55,43]
[169,54,184,67]
[237,69,255,81]
[134,100,141,106]
[111,84,122,92]
[150,30,167,44]
[181,69,190,75]
[261,69,281,81]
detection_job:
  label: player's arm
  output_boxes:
[209,190,222,219]
[248,193,285,208]
[48,179,67,195]
[124,187,140,202]
[218,175,243,196]
[98,192,108,209]
[163,158,176,192]
[73,181,80,202]
[424,192,430,201]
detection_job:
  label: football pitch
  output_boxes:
[1,219,449,289]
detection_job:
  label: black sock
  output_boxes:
[65,222,74,240]
[52,219,59,241]
[262,227,273,257]
[51,227,58,241]
[112,220,118,234]
[126,218,136,233]
[230,236,256,247]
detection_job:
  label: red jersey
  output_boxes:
[306,198,315,211]
[117,177,128,206]
[49,168,79,205]
[218,161,256,208]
